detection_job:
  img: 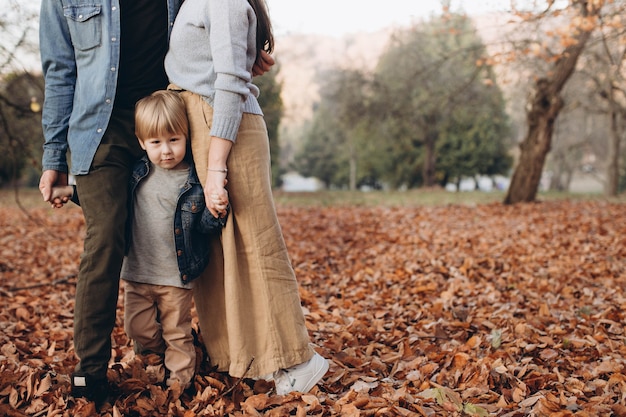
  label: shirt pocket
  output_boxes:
[63,4,102,51]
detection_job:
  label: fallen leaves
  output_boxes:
[1,199,625,416]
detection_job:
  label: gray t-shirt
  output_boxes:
[121,163,192,289]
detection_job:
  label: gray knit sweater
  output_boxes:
[164,0,263,142]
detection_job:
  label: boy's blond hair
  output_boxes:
[134,90,188,141]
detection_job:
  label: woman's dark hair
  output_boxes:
[248,0,274,60]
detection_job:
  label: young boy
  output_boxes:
[52,90,227,390]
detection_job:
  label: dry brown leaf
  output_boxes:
[0,201,625,416]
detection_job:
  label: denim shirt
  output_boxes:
[39,0,183,175]
[129,156,227,284]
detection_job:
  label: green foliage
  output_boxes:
[0,72,44,187]
[373,13,512,188]
[295,68,374,189]
[377,118,426,189]
[254,66,284,188]
[436,84,513,185]
[293,13,512,190]
[295,109,344,188]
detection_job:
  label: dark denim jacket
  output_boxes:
[70,156,227,284]
[128,156,227,284]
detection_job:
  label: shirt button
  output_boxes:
[177,250,183,256]
[97,128,103,133]
[105,99,111,104]
[111,37,117,42]
[175,228,182,235]
[78,14,83,19]
[112,6,117,11]
[110,67,116,72]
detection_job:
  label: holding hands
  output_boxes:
[205,136,233,219]
[50,186,74,208]
[39,170,71,208]
[205,169,229,219]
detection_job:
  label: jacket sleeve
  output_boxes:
[39,0,77,173]
[198,205,228,234]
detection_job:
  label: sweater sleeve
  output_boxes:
[208,0,254,141]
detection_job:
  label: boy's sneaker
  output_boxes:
[272,352,329,395]
[71,372,110,408]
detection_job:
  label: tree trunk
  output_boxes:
[422,132,437,187]
[504,85,563,203]
[349,144,357,191]
[606,109,621,196]
[504,0,596,204]
[564,168,573,192]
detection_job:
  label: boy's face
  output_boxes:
[140,133,187,170]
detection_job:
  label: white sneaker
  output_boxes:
[272,352,329,395]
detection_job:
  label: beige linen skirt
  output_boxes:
[178,90,314,378]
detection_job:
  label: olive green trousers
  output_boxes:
[73,108,144,378]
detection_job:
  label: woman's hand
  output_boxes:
[205,171,229,218]
[205,136,233,218]
[252,50,275,76]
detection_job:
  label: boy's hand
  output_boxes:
[50,185,74,209]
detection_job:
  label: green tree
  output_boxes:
[254,66,284,188]
[294,13,512,191]
[1,1,42,187]
[0,72,44,187]
[436,77,512,187]
[295,110,343,188]
[373,12,510,189]
[321,68,372,190]
[295,68,373,189]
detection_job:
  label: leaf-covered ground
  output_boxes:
[1,200,625,416]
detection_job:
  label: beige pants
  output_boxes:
[179,90,314,378]
[124,281,196,388]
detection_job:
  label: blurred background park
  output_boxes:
[2,4,625,414]
[1,0,625,205]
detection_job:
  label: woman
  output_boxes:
[164,0,329,395]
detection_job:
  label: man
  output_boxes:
[38,0,272,407]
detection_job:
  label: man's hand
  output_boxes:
[252,50,275,76]
[39,170,69,208]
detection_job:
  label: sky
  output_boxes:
[9,0,552,72]
[266,0,519,37]
[15,0,539,39]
